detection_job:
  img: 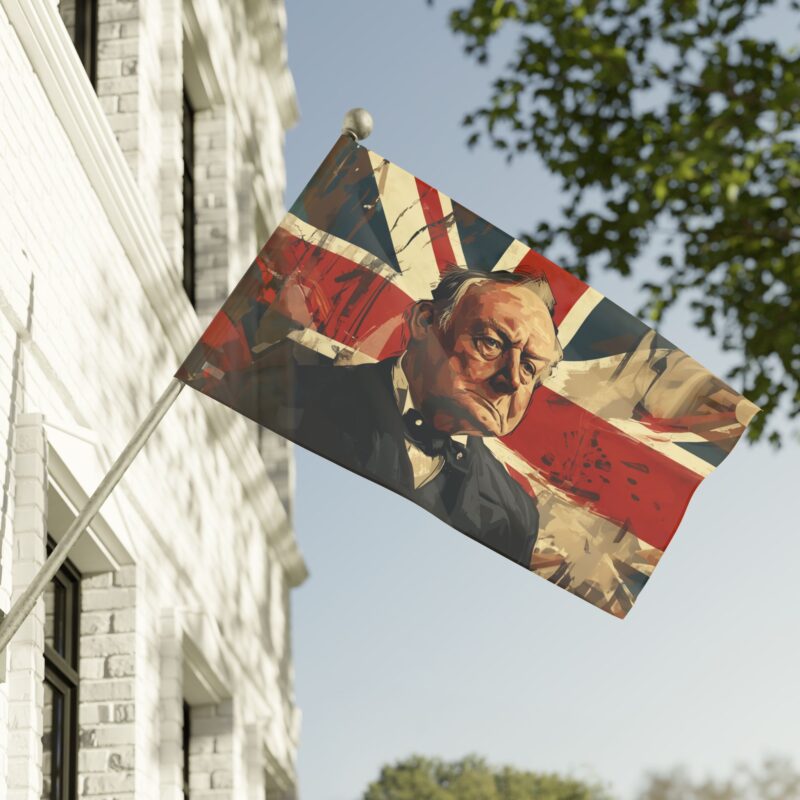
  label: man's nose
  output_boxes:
[491,348,523,393]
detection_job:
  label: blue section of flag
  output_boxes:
[290,138,402,272]
[563,298,675,361]
[452,201,515,271]
[675,441,728,467]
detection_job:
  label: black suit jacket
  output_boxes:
[213,342,539,567]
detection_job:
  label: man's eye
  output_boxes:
[521,362,537,378]
[475,336,503,357]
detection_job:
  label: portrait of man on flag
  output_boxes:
[177,134,758,617]
[204,268,562,568]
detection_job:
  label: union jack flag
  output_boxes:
[178,136,758,618]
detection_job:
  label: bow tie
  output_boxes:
[403,409,466,462]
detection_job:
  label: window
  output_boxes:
[183,700,191,799]
[57,0,98,86]
[41,539,81,800]
[183,88,197,306]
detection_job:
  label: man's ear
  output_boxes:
[407,301,435,341]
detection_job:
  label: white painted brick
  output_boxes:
[108,745,134,771]
[12,480,45,514]
[6,671,37,703]
[80,680,134,702]
[79,657,106,680]
[111,609,135,632]
[119,92,139,112]
[189,772,212,791]
[82,771,136,794]
[81,633,135,657]
[105,653,135,677]
[97,57,124,78]
[89,724,135,748]
[82,573,113,589]
[81,587,136,610]
[0,0,300,795]
[8,701,41,733]
[113,128,140,151]
[78,748,109,773]
[189,736,214,755]
[12,528,44,560]
[7,757,38,791]
[13,452,44,480]
[81,611,113,635]
[96,75,139,96]
[211,770,233,789]
[112,567,136,587]
[97,2,139,23]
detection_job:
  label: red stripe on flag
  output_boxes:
[501,387,702,551]
[513,249,588,327]
[262,228,412,360]
[416,178,459,274]
[200,310,252,373]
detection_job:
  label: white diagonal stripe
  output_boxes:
[438,193,467,269]
[367,151,439,298]
[555,286,604,346]
[491,239,530,272]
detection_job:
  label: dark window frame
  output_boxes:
[59,0,98,87]
[183,700,191,799]
[183,88,197,306]
[42,537,81,800]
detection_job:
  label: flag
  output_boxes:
[176,135,759,618]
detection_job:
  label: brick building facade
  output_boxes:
[0,0,305,797]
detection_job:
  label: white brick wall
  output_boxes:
[158,612,183,800]
[7,416,47,800]
[194,104,236,323]
[189,701,237,799]
[0,0,302,796]
[77,567,138,798]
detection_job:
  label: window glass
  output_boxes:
[56,0,98,86]
[42,539,81,800]
[183,89,197,305]
[41,680,65,800]
[43,580,65,656]
[183,701,191,798]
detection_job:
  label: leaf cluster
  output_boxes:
[637,756,800,799]
[362,755,800,799]
[443,0,800,442]
[362,754,611,800]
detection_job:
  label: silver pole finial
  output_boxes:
[341,108,373,141]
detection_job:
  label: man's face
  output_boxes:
[406,281,560,437]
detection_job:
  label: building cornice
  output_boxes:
[1,0,307,585]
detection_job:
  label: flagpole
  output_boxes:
[0,378,184,655]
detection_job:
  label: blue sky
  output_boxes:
[282,3,800,798]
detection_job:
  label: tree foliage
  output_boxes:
[361,755,800,800]
[440,0,800,442]
[636,757,800,799]
[361,754,611,800]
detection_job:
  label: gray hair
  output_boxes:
[429,268,563,383]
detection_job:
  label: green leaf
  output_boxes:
[442,0,800,444]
